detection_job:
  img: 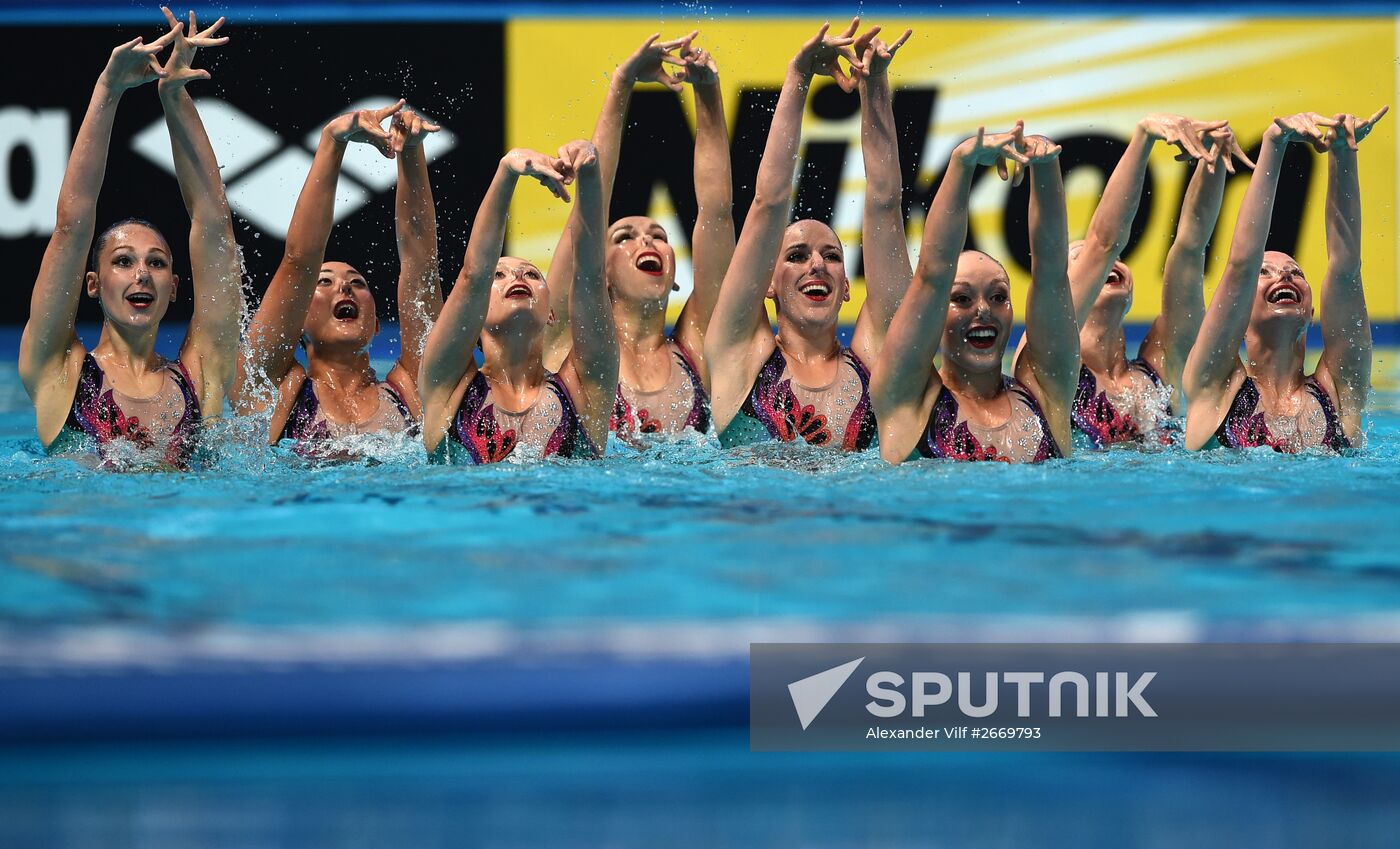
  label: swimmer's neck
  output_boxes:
[940,361,1004,401]
[481,331,547,390]
[773,314,840,365]
[1079,311,1130,377]
[93,321,163,374]
[306,348,377,393]
[612,296,669,356]
[1243,330,1307,396]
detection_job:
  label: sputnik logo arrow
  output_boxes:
[788,657,864,730]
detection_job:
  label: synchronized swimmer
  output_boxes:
[20,11,1388,469]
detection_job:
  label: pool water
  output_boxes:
[2,329,1399,848]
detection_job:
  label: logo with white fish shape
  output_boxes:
[131,98,456,239]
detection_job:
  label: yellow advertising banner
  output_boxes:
[506,17,1397,325]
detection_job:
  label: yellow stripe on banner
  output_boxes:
[506,17,1397,325]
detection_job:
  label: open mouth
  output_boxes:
[799,279,832,302]
[333,299,360,320]
[965,325,998,350]
[125,292,155,309]
[504,283,533,300]
[635,251,664,276]
[1267,283,1302,305]
[1106,268,1125,287]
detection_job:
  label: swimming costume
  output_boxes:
[1214,375,1349,453]
[441,370,598,464]
[52,352,201,469]
[1072,358,1173,449]
[917,375,1061,463]
[279,378,415,445]
[720,345,877,451]
[611,339,710,438]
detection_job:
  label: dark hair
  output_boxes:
[88,218,170,275]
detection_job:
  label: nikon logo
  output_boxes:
[131,97,456,239]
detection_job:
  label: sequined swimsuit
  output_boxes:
[1214,376,1349,453]
[278,378,415,446]
[918,376,1061,463]
[440,371,597,464]
[611,339,710,438]
[720,346,877,451]
[52,352,201,469]
[1071,359,1172,449]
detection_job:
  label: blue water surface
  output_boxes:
[2,329,1399,849]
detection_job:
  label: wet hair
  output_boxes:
[957,249,1012,284]
[88,218,170,275]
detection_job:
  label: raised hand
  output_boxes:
[325,100,405,159]
[1273,111,1341,153]
[99,29,180,91]
[1201,125,1254,174]
[503,147,572,202]
[618,32,689,92]
[1328,106,1389,151]
[856,27,912,77]
[792,19,866,92]
[1138,113,1227,166]
[555,139,599,179]
[389,109,441,153]
[156,7,227,91]
[677,42,720,87]
[955,122,1030,183]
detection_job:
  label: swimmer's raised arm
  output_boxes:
[233,100,404,412]
[157,8,240,416]
[555,141,619,447]
[1316,106,1387,441]
[418,148,570,440]
[1182,113,1330,415]
[671,41,736,379]
[849,27,914,366]
[705,20,865,430]
[20,30,177,402]
[1012,134,1078,455]
[871,125,1025,462]
[543,33,688,369]
[1067,114,1226,326]
[388,108,444,413]
[1140,127,1237,396]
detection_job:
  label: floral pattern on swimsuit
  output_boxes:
[1071,359,1173,449]
[1215,376,1350,453]
[447,371,598,464]
[58,352,201,470]
[918,376,1061,463]
[611,339,711,438]
[730,346,877,451]
[280,378,416,453]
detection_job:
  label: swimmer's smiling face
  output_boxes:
[943,251,1013,374]
[769,220,850,328]
[485,256,551,333]
[1251,250,1313,333]
[607,216,675,304]
[304,262,380,351]
[86,224,177,328]
[1069,239,1134,318]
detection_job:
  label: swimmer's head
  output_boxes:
[1069,239,1133,319]
[1249,250,1313,339]
[484,256,553,335]
[767,219,850,332]
[85,218,178,330]
[606,215,676,306]
[943,250,1013,374]
[302,261,380,353]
